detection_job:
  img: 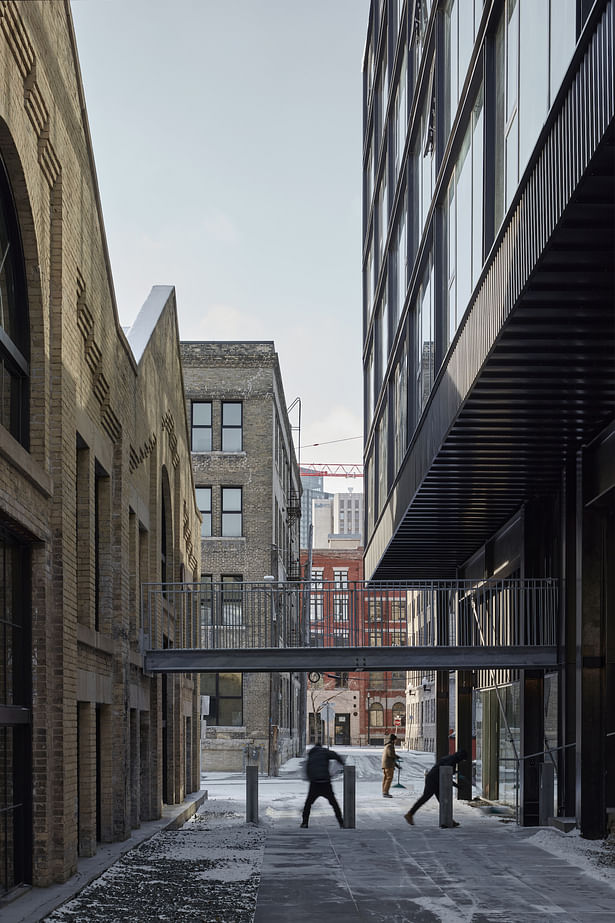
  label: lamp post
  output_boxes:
[366,692,371,746]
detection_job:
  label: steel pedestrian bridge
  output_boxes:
[141,579,558,673]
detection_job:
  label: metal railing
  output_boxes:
[141,578,558,654]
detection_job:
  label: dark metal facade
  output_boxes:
[365,0,614,578]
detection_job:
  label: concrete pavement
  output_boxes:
[254,807,615,922]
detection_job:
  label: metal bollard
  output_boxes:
[343,764,356,828]
[246,764,258,824]
[439,765,454,828]
[539,762,554,826]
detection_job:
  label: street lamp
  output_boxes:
[366,692,371,746]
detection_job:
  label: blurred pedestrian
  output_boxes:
[382,733,401,798]
[300,742,345,828]
[404,749,468,825]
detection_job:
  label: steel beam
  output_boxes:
[144,645,558,674]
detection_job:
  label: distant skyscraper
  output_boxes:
[300,467,332,549]
[312,489,364,549]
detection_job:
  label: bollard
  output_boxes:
[439,765,454,828]
[246,764,258,824]
[539,762,554,826]
[343,764,356,828]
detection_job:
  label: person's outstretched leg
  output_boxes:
[301,783,318,826]
[324,782,344,827]
[404,785,434,824]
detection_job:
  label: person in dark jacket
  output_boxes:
[404,750,468,826]
[300,742,345,828]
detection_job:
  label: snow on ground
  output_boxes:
[44,747,614,922]
[527,827,615,888]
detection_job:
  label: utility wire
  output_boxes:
[299,436,362,448]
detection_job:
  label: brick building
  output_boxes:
[300,547,406,747]
[0,2,201,896]
[181,341,304,773]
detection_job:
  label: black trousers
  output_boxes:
[408,781,438,816]
[302,780,343,825]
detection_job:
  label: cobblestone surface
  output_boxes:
[44,804,265,923]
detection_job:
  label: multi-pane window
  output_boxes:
[333,568,349,620]
[310,567,324,620]
[201,672,242,727]
[0,156,29,449]
[200,575,213,628]
[221,487,242,537]
[191,401,212,451]
[394,204,407,329]
[369,702,384,727]
[195,487,212,537]
[415,254,434,420]
[446,84,484,346]
[377,406,388,513]
[393,343,407,475]
[494,0,575,228]
[222,402,242,451]
[221,575,243,625]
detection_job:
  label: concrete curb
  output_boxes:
[0,790,208,923]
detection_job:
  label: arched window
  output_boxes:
[392,701,406,727]
[369,702,384,727]
[0,154,29,448]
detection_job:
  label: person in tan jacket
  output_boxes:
[381,733,400,798]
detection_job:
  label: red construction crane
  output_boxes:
[300,464,363,478]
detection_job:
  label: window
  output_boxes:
[369,702,384,727]
[333,568,349,620]
[310,567,324,620]
[445,84,484,346]
[200,575,213,628]
[201,672,242,727]
[415,254,434,420]
[221,575,243,625]
[377,406,388,513]
[391,671,406,686]
[393,343,407,475]
[195,487,211,537]
[392,702,406,727]
[222,402,242,452]
[221,487,242,537]
[0,156,29,449]
[191,401,212,451]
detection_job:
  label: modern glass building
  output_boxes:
[362,0,614,835]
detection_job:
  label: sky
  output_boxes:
[70,0,370,492]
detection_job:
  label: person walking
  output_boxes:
[382,733,400,798]
[404,749,468,825]
[300,742,345,828]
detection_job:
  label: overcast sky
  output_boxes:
[70,0,369,489]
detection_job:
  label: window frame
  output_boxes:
[191,401,212,452]
[195,486,212,537]
[221,486,242,537]
[221,401,243,452]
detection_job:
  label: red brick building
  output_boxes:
[300,548,406,746]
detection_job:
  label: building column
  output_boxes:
[482,689,499,801]
[576,500,607,837]
[130,708,140,830]
[98,704,113,842]
[435,670,450,760]
[520,670,544,826]
[78,702,96,857]
[455,671,473,801]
